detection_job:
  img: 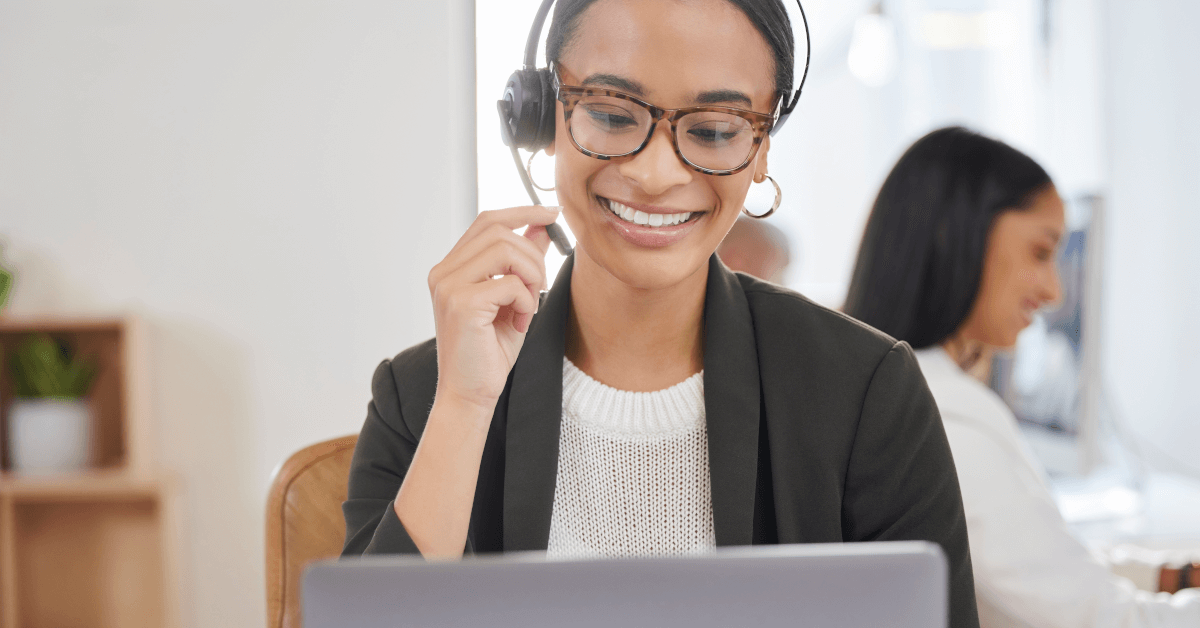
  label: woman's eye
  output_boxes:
[582,106,639,132]
[686,125,744,146]
[1034,247,1054,262]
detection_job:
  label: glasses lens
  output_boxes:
[568,94,653,157]
[677,112,756,172]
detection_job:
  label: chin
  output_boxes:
[579,240,712,290]
[994,328,1022,349]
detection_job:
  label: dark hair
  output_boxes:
[843,126,1053,349]
[546,0,795,106]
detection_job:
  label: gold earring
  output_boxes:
[525,151,556,192]
[742,174,781,219]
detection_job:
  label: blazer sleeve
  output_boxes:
[841,342,979,628]
[341,359,422,556]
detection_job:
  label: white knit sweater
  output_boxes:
[546,358,715,559]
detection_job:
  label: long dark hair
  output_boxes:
[546,0,795,106]
[843,126,1053,349]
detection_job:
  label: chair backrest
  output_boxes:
[265,435,358,628]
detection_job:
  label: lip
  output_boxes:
[1020,299,1040,326]
[595,195,707,249]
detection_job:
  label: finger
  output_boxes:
[449,206,563,257]
[439,238,547,305]
[445,224,546,276]
[432,224,547,292]
[522,224,552,258]
[510,309,534,334]
[465,274,540,333]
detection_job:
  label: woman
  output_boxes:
[845,126,1200,627]
[343,1,977,625]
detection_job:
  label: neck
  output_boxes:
[941,335,993,384]
[565,248,707,392]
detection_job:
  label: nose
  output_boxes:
[1041,264,1062,307]
[617,121,693,196]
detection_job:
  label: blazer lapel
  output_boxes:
[503,255,573,551]
[703,255,761,547]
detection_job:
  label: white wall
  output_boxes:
[0,1,475,626]
[1102,0,1200,476]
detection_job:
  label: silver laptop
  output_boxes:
[304,541,947,628]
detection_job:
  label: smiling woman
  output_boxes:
[342,2,979,626]
[844,126,1200,627]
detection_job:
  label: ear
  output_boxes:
[544,144,555,157]
[752,135,770,183]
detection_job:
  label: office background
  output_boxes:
[1,0,1197,625]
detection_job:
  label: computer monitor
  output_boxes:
[304,541,947,628]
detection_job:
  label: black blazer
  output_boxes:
[343,255,979,627]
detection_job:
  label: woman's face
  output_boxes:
[959,186,1066,348]
[547,0,778,290]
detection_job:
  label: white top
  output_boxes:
[916,347,1200,628]
[546,358,715,559]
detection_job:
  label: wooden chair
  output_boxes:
[265,435,358,628]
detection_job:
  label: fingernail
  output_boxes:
[547,205,563,213]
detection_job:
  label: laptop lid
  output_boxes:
[304,541,947,628]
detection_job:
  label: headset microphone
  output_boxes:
[497,0,811,255]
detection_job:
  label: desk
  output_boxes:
[1054,471,1200,589]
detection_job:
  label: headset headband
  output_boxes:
[522,0,811,136]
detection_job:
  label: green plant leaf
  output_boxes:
[8,335,97,399]
[0,269,11,309]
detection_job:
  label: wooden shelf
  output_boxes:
[0,315,128,333]
[0,471,168,501]
[0,315,176,628]
[0,315,152,474]
[5,496,167,628]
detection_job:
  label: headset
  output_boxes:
[497,0,812,256]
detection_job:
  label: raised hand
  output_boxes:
[426,205,559,418]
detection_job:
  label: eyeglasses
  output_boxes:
[553,68,776,176]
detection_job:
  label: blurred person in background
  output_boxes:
[845,126,1200,628]
[717,215,792,283]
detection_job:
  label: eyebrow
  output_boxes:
[581,73,645,95]
[1043,227,1064,243]
[694,89,753,108]
[580,73,754,108]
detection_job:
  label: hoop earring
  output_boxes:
[742,174,781,219]
[525,151,556,192]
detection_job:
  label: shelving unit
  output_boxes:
[0,316,179,628]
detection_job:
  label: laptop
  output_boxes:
[304,541,947,628]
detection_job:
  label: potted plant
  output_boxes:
[0,242,12,311]
[6,335,97,473]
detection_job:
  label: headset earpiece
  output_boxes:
[500,68,556,152]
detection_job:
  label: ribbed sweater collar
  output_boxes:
[561,357,704,437]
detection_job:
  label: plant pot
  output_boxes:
[7,398,92,473]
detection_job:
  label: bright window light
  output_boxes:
[847,12,898,87]
[919,10,1017,50]
[477,0,574,286]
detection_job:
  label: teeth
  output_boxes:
[605,198,694,228]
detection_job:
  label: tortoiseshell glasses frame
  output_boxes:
[552,68,778,176]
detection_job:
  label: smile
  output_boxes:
[599,197,698,228]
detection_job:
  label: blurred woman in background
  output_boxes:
[845,126,1200,628]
